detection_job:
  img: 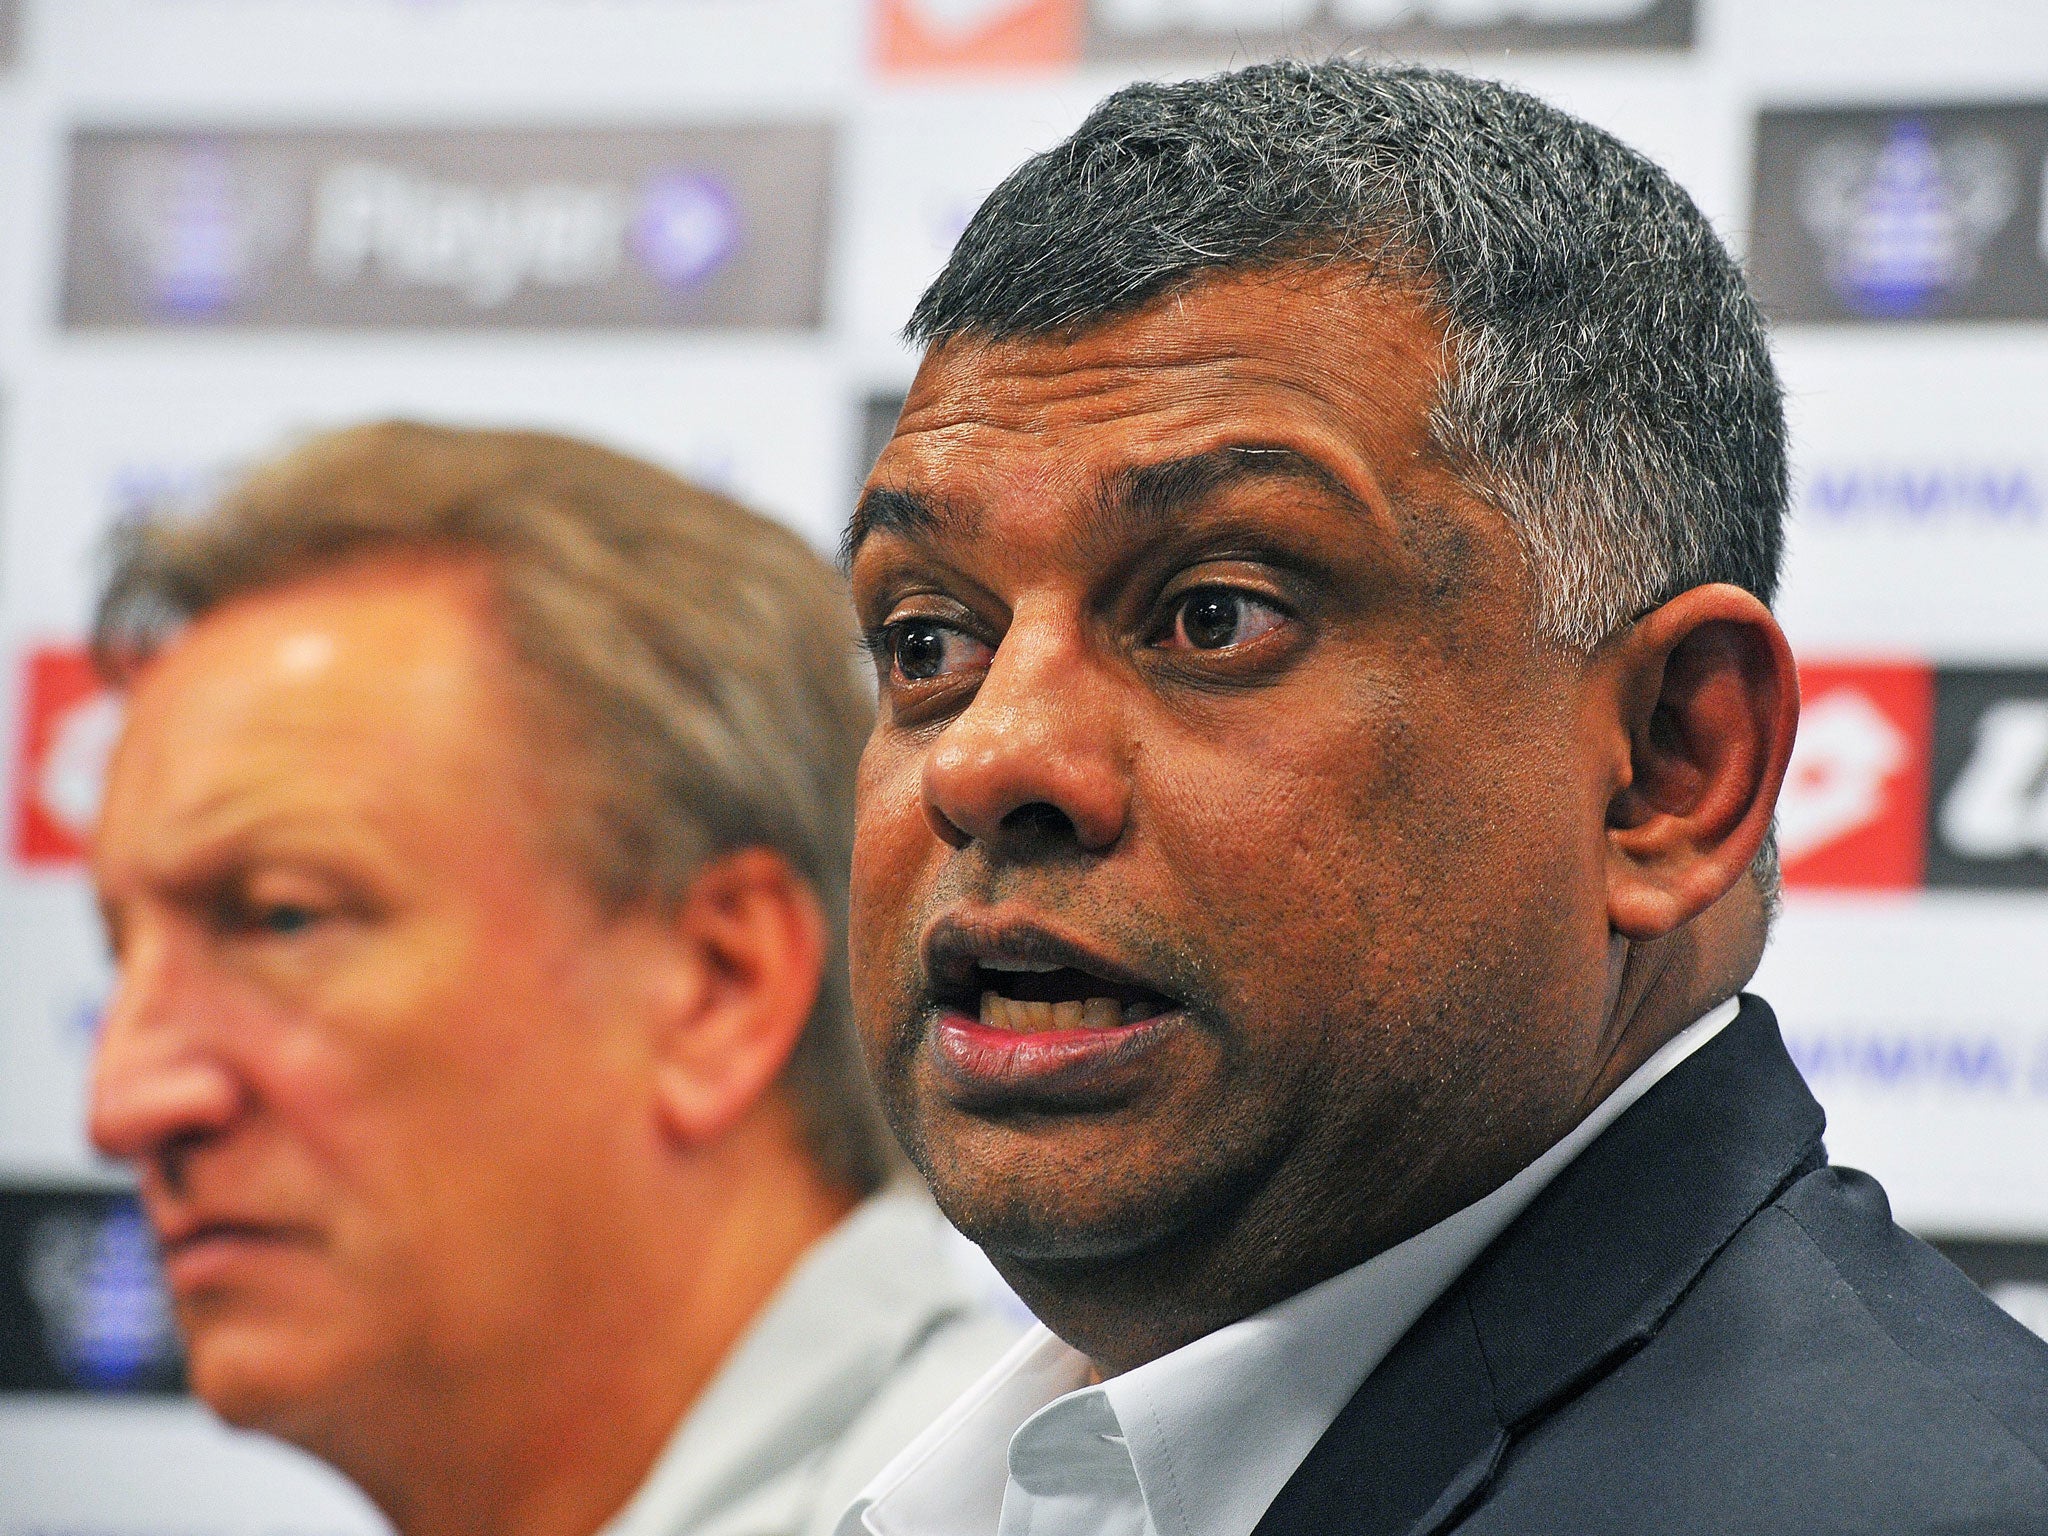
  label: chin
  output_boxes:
[953,1200,1185,1269]
[921,1134,1263,1275]
[182,1315,361,1445]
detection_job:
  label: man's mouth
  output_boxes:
[971,960,1175,1033]
[920,917,1186,1100]
[152,1215,314,1292]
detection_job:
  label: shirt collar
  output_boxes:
[851,1327,1092,1536]
[846,997,1741,1536]
[601,1186,984,1536]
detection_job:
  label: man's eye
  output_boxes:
[1164,589,1286,651]
[256,905,321,937]
[212,896,325,939]
[885,620,991,683]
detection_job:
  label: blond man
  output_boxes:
[88,423,1014,1536]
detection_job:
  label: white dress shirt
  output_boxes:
[836,998,1742,1536]
[599,1186,1020,1536]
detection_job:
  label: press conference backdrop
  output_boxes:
[2,1,2047,1529]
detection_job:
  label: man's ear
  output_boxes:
[648,847,826,1149]
[1600,583,1799,942]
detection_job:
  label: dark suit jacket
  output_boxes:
[1253,995,2048,1536]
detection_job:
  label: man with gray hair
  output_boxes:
[86,422,1015,1536]
[837,61,2048,1536]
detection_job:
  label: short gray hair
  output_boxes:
[96,421,900,1194]
[908,60,1787,653]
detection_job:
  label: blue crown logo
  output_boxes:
[24,1204,182,1389]
[109,141,296,318]
[1797,117,2018,318]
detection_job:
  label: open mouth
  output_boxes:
[923,917,1182,1035]
[919,919,1186,1096]
[969,960,1175,1033]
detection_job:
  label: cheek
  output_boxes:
[260,925,569,1237]
[1149,689,1404,888]
[229,992,384,1193]
[849,742,933,983]
[1139,689,1564,1008]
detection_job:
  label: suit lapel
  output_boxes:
[1251,1286,1506,1536]
[1459,995,1826,1425]
[1252,996,1827,1536]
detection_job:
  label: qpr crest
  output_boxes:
[1797,117,2019,318]
[23,1205,182,1389]
[109,140,297,319]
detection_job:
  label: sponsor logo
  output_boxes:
[1751,103,2048,325]
[1801,463,2045,525]
[25,1208,180,1389]
[1788,1028,2048,1096]
[631,170,742,291]
[876,0,1689,70]
[311,160,633,308]
[875,0,1083,69]
[66,125,831,330]
[1940,700,2048,859]
[1776,660,2048,892]
[1,1186,184,1395]
[308,161,739,308]
[1930,669,2048,887]
[1778,662,1932,890]
[104,139,299,318]
[1797,118,2019,318]
[11,646,124,867]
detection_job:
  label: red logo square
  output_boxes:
[12,645,124,866]
[1778,659,1934,890]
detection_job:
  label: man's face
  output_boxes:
[91,561,658,1440]
[848,269,1617,1298]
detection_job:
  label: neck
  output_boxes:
[1576,876,1765,1121]
[325,1105,860,1536]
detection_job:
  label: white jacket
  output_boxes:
[598,1187,1023,1536]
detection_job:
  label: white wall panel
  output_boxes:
[35,0,861,117]
[0,1400,387,1535]
[835,82,1102,378]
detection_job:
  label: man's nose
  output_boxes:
[921,614,1130,854]
[88,930,242,1166]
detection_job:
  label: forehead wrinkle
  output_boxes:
[109,739,401,886]
[102,601,508,892]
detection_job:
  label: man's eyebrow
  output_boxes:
[840,444,1371,568]
[1104,445,1373,539]
[841,486,963,568]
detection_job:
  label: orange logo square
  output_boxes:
[874,0,1082,73]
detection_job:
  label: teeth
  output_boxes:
[981,992,1051,1032]
[980,992,1129,1032]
